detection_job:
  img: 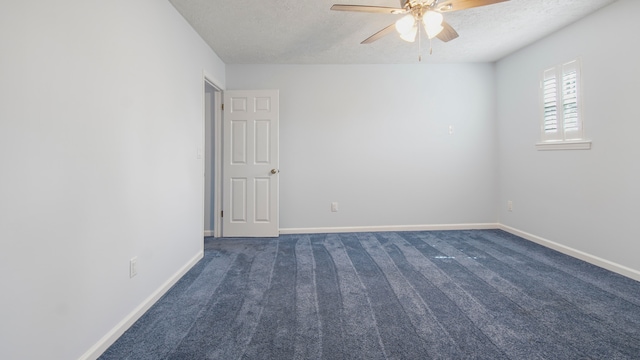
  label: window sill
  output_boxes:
[535,140,592,151]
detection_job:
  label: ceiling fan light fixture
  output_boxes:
[422,10,444,39]
[331,0,510,47]
[423,22,443,39]
[399,25,417,42]
[395,14,417,42]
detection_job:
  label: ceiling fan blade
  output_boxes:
[331,4,405,14]
[361,23,397,44]
[436,21,459,42]
[436,0,509,12]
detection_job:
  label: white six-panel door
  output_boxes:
[222,90,279,237]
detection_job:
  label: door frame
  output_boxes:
[203,73,223,238]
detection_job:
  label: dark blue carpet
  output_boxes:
[100,230,640,359]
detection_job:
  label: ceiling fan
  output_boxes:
[331,0,509,49]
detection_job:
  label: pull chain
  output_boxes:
[418,22,422,62]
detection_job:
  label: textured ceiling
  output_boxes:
[168,0,617,64]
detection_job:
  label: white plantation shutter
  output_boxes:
[540,59,583,143]
[562,60,581,139]
[542,68,560,141]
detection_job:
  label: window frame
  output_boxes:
[536,58,591,150]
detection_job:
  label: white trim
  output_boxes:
[204,230,215,237]
[79,224,640,360]
[279,223,499,235]
[535,140,591,150]
[202,70,224,94]
[499,224,640,282]
[203,72,224,238]
[79,251,204,360]
[282,223,640,282]
[213,90,223,238]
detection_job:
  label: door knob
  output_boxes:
[270,169,279,174]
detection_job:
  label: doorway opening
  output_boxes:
[204,78,222,238]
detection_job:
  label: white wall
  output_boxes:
[496,0,640,275]
[4,0,635,357]
[227,64,497,231]
[0,1,225,359]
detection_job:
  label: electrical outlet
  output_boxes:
[507,201,513,212]
[448,125,455,135]
[130,257,138,278]
[331,202,339,212]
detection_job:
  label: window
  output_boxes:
[537,59,591,150]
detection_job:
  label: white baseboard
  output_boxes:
[204,230,215,237]
[499,224,640,282]
[79,250,204,360]
[77,224,640,360]
[279,223,499,235]
[281,223,640,281]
